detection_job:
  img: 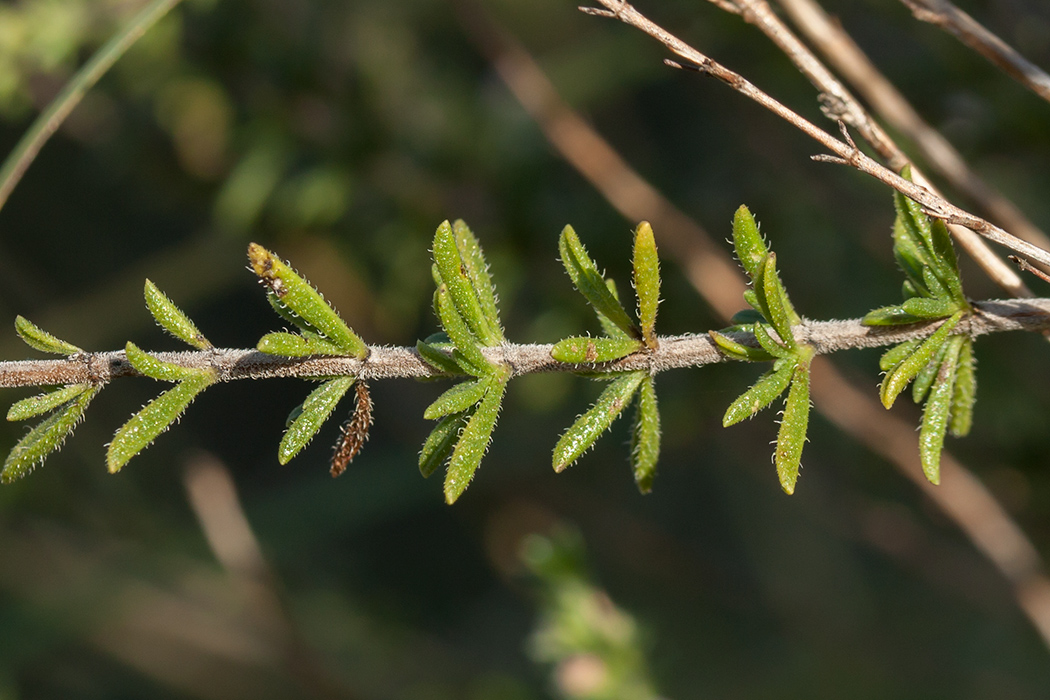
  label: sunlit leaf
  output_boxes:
[879,339,922,372]
[452,219,504,343]
[248,242,368,358]
[919,338,963,485]
[598,278,633,339]
[2,386,99,483]
[125,342,199,382]
[862,305,923,326]
[444,376,507,504]
[258,331,346,357]
[14,316,82,356]
[419,411,469,478]
[752,323,792,359]
[424,378,489,420]
[278,376,354,465]
[631,376,660,493]
[708,330,775,362]
[552,372,644,473]
[949,338,976,438]
[416,339,463,375]
[632,221,660,348]
[144,279,211,349]
[435,285,491,375]
[732,205,769,278]
[551,336,643,364]
[558,225,638,339]
[776,360,812,495]
[760,253,798,350]
[912,338,952,404]
[880,311,962,409]
[723,361,794,427]
[433,220,501,346]
[107,371,215,473]
[7,384,93,421]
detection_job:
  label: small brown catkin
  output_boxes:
[331,381,373,477]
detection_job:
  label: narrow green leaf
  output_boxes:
[8,384,93,421]
[416,340,463,375]
[919,337,964,484]
[278,376,354,464]
[126,342,199,382]
[862,305,923,327]
[452,219,504,343]
[435,285,491,375]
[420,411,469,478]
[730,308,765,326]
[144,279,211,349]
[760,253,798,350]
[929,219,966,304]
[551,336,644,364]
[949,338,976,437]
[424,378,489,420]
[752,323,792,359]
[880,311,963,409]
[2,386,99,483]
[558,225,638,339]
[258,332,346,357]
[732,205,769,278]
[880,339,922,372]
[632,221,660,348]
[893,233,928,294]
[708,330,775,362]
[921,266,950,299]
[444,377,507,504]
[552,372,645,473]
[433,221,500,346]
[912,337,953,404]
[248,242,368,358]
[723,362,794,427]
[743,289,766,319]
[266,290,324,338]
[776,360,812,495]
[14,316,82,356]
[106,371,214,473]
[598,278,633,339]
[631,376,660,493]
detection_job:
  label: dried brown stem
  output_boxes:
[776,0,1050,262]
[899,0,1050,105]
[715,0,1034,297]
[583,0,1050,270]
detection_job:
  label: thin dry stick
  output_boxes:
[714,0,1032,298]
[777,0,1050,258]
[452,3,1050,649]
[581,0,1050,271]
[899,0,1050,105]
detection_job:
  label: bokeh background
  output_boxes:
[1,0,1050,697]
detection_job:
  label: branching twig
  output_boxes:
[776,0,1050,262]
[899,0,1050,105]
[582,0,1050,270]
[3,299,1049,389]
[713,0,1034,297]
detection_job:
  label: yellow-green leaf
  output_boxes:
[632,221,660,348]
[630,376,660,493]
[444,377,507,504]
[126,342,200,382]
[424,378,489,420]
[551,336,643,364]
[731,205,769,278]
[279,376,354,464]
[435,285,491,376]
[919,337,963,485]
[760,253,798,350]
[433,221,501,346]
[949,338,976,438]
[416,339,463,375]
[7,384,94,421]
[552,372,644,473]
[709,330,775,362]
[559,225,638,339]
[452,219,504,343]
[723,361,795,427]
[144,279,211,349]
[2,386,99,483]
[776,360,812,495]
[879,339,921,372]
[880,311,963,409]
[258,332,346,357]
[14,316,82,356]
[420,412,468,478]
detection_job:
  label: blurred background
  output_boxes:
[1,0,1050,697]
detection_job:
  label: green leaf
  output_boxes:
[107,370,215,473]
[730,308,765,326]
[424,378,489,420]
[723,361,794,427]
[912,338,952,404]
[776,360,812,495]
[258,332,346,357]
[919,337,964,484]
[862,305,923,327]
[598,278,633,339]
[278,376,354,465]
[558,225,638,339]
[143,279,211,349]
[433,221,501,346]
[444,377,507,504]
[752,323,792,359]
[2,386,99,483]
[125,342,200,382]
[930,219,965,304]
[416,339,463,375]
[631,376,660,493]
[266,290,324,338]
[949,338,976,438]
[419,412,469,478]
[760,253,798,350]
[632,221,660,348]
[14,316,82,356]
[880,311,963,409]
[880,339,922,372]
[551,336,643,364]
[452,219,504,343]
[248,242,368,358]
[435,285,491,375]
[552,372,645,473]
[708,330,775,362]
[7,384,94,421]
[732,205,769,278]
